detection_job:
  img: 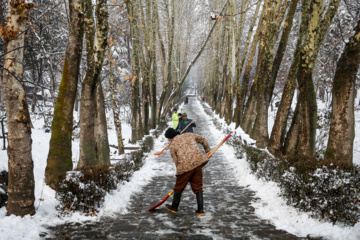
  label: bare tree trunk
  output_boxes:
[92,0,109,164]
[220,17,230,119]
[94,82,110,165]
[296,0,340,159]
[283,102,300,157]
[240,39,261,131]
[159,0,175,120]
[46,0,84,189]
[108,49,125,155]
[233,0,257,128]
[125,0,143,142]
[268,0,306,156]
[78,0,109,167]
[0,63,3,104]
[141,0,152,135]
[250,0,285,148]
[216,25,226,115]
[295,0,323,159]
[2,0,35,216]
[78,0,98,167]
[324,21,360,169]
[31,64,41,112]
[150,0,157,129]
[224,0,237,124]
[49,57,56,107]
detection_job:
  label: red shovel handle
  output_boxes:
[148,190,174,211]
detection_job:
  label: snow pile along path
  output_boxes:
[194,98,360,240]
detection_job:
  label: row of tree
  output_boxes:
[0,0,359,219]
[0,0,216,217]
[199,0,360,167]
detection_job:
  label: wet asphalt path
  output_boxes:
[45,97,315,240]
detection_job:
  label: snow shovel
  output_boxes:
[148,133,231,211]
[148,190,174,211]
[154,121,193,156]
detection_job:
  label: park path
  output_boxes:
[45,97,314,240]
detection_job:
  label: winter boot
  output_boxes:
[195,191,204,216]
[166,191,182,214]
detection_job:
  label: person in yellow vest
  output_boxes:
[172,108,179,129]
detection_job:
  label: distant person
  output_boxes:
[164,128,212,215]
[181,108,184,114]
[172,108,179,129]
[177,113,196,133]
[202,96,205,102]
[175,113,183,131]
[184,96,189,104]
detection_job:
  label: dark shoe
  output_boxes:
[166,191,182,214]
[195,191,204,216]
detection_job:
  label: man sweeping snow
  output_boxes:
[164,128,212,215]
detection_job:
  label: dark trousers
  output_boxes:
[174,165,203,194]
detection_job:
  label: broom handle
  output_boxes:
[179,120,194,134]
[208,134,231,157]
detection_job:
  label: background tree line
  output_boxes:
[199,0,359,167]
[0,0,216,217]
[0,0,359,219]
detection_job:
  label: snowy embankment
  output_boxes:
[0,113,173,239]
[195,99,360,240]
[0,98,359,239]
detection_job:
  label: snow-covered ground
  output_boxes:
[198,99,360,240]
[0,98,359,239]
[0,112,146,239]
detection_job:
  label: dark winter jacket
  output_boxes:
[177,119,196,133]
[175,117,183,131]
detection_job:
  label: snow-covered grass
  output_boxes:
[0,111,159,239]
[197,98,360,240]
[0,96,359,239]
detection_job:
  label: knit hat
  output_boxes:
[173,108,177,112]
[182,112,187,117]
[165,128,179,139]
[177,113,182,116]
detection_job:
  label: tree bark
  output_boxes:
[283,101,300,157]
[108,48,125,155]
[46,0,84,189]
[158,0,175,120]
[240,12,264,132]
[324,21,360,169]
[138,0,151,135]
[150,0,157,129]
[250,0,285,148]
[94,82,110,165]
[296,0,340,159]
[234,0,259,128]
[3,0,35,216]
[78,0,98,167]
[125,0,143,142]
[268,0,307,156]
[220,16,230,119]
[78,0,109,167]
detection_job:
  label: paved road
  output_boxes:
[45,97,315,240]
